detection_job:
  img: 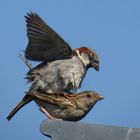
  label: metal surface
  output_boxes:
[40,120,140,140]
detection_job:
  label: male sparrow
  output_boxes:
[25,12,100,94]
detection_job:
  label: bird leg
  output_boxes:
[40,106,62,120]
[63,92,75,99]
[47,91,75,100]
[56,91,75,98]
[56,92,75,100]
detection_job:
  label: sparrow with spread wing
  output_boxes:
[25,12,100,94]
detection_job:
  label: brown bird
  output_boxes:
[7,90,103,121]
[30,90,104,121]
[25,12,100,94]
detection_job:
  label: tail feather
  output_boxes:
[7,94,33,121]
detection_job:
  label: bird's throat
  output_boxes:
[75,50,88,67]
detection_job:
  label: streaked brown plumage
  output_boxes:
[31,91,104,121]
[7,90,103,121]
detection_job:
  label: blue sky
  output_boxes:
[1,0,140,140]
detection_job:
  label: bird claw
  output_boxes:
[48,91,75,100]
[63,93,75,100]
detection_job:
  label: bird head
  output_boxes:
[87,91,104,101]
[76,91,104,105]
[75,47,99,71]
[74,91,104,121]
[78,91,104,101]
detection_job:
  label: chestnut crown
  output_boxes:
[75,47,99,71]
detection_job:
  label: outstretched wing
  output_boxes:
[25,12,73,61]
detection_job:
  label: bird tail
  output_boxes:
[7,94,33,121]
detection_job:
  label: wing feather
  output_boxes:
[25,12,73,61]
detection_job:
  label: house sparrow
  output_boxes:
[30,90,104,121]
[25,12,100,94]
[7,90,104,121]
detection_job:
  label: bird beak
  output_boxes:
[92,62,99,71]
[95,94,104,101]
[98,95,104,100]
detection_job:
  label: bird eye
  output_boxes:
[89,54,93,60]
[86,94,92,99]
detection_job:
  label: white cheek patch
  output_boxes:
[76,50,90,67]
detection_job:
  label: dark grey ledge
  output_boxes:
[40,120,140,140]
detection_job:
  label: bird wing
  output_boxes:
[29,92,66,106]
[25,12,73,61]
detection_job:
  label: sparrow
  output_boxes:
[30,90,104,121]
[7,90,104,121]
[24,12,100,94]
